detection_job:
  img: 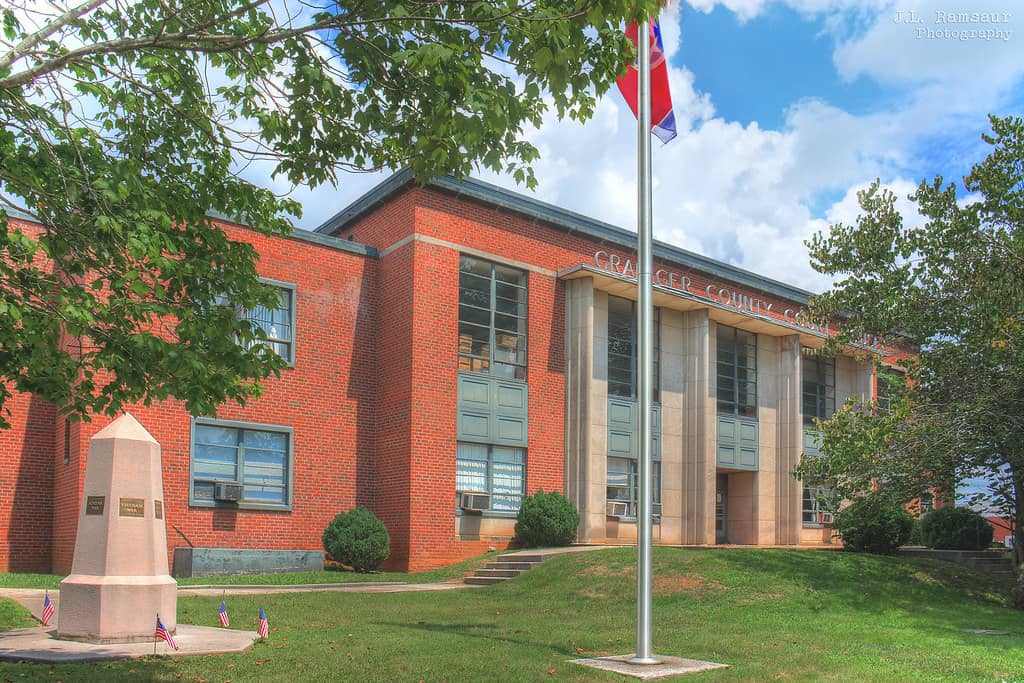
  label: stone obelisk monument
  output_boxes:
[58,413,177,642]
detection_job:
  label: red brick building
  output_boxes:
[1,172,898,575]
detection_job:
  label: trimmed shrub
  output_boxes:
[322,506,390,573]
[515,489,579,547]
[920,506,994,551]
[832,495,913,555]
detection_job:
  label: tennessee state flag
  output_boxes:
[617,20,677,143]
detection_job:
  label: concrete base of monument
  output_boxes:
[0,624,258,663]
[57,574,178,643]
[572,654,729,680]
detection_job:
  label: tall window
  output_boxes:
[802,486,831,526]
[717,325,757,417]
[607,295,659,400]
[244,284,295,363]
[877,367,905,413]
[191,419,292,508]
[458,255,527,380]
[455,443,525,511]
[802,353,835,427]
[607,458,662,518]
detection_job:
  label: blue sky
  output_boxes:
[681,4,898,131]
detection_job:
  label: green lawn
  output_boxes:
[0,547,1021,681]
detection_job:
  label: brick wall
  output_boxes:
[0,390,55,572]
[44,221,380,574]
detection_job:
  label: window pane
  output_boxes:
[460,255,491,278]
[459,272,490,307]
[243,485,286,504]
[495,281,525,303]
[193,444,238,481]
[494,264,526,286]
[494,312,524,335]
[495,295,526,317]
[458,303,490,328]
[196,425,239,446]
[458,322,490,357]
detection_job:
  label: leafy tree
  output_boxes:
[798,115,1024,569]
[0,0,648,425]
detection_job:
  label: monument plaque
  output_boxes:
[154,500,163,520]
[119,498,145,518]
[85,496,105,516]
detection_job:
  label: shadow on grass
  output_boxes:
[374,620,579,656]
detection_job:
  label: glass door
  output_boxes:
[715,474,728,544]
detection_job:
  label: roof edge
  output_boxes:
[318,171,815,304]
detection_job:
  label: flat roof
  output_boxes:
[316,170,816,306]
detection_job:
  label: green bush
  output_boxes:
[908,519,924,546]
[514,489,579,547]
[322,506,391,573]
[833,495,913,555]
[920,506,994,551]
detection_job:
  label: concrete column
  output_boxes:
[58,414,177,643]
[659,308,685,544]
[588,291,610,541]
[754,335,781,545]
[837,354,873,405]
[681,310,715,545]
[564,278,596,540]
[775,335,802,545]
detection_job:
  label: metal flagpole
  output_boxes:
[630,15,658,666]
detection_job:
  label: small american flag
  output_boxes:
[257,607,269,639]
[155,615,179,650]
[218,600,229,628]
[41,592,54,626]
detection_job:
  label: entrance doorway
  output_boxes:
[715,474,728,544]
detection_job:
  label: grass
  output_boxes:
[0,547,1021,681]
[0,552,495,590]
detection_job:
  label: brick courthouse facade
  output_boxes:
[1,172,895,574]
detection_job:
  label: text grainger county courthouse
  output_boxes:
[1,172,906,575]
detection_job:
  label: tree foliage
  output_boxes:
[0,0,650,425]
[799,115,1024,568]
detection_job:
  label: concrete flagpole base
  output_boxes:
[573,654,729,680]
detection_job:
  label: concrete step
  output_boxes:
[486,561,540,571]
[464,576,512,586]
[464,552,551,585]
[497,554,546,563]
[473,568,524,578]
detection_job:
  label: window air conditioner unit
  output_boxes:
[652,503,663,517]
[818,511,834,525]
[458,491,490,511]
[214,483,244,502]
[606,501,630,518]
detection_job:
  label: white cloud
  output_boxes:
[832,0,1023,88]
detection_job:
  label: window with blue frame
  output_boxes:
[801,353,835,427]
[243,283,295,364]
[606,457,661,518]
[606,295,659,401]
[191,419,292,508]
[455,442,525,511]
[458,255,527,380]
[717,325,757,418]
